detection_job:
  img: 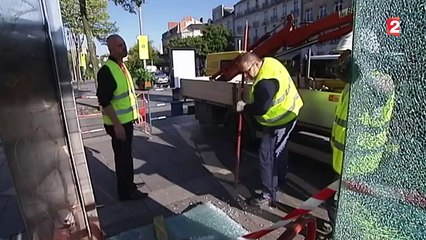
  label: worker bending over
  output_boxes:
[236,52,303,206]
[96,34,148,201]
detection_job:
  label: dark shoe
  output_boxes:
[249,196,274,207]
[119,190,148,201]
[319,221,333,236]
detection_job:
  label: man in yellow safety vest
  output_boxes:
[236,52,303,206]
[96,34,148,201]
[325,31,396,238]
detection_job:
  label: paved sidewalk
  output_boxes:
[83,116,284,239]
[0,81,334,239]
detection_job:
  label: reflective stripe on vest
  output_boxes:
[331,72,395,175]
[113,90,132,100]
[102,60,138,125]
[250,57,303,126]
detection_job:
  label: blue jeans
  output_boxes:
[259,120,297,200]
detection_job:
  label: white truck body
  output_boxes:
[180,79,340,131]
[179,54,342,164]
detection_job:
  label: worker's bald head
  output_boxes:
[106,34,128,60]
[237,52,262,80]
[238,52,260,67]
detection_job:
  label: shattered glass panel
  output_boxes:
[108,203,248,240]
[334,1,426,240]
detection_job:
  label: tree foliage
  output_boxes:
[167,24,234,59]
[109,0,144,13]
[61,0,118,44]
[126,40,163,76]
[202,24,235,53]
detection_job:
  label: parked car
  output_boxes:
[153,71,169,86]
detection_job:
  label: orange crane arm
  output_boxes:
[211,9,354,81]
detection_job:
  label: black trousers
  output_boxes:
[259,119,297,200]
[105,122,136,199]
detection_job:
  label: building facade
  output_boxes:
[161,16,206,54]
[210,0,353,54]
[301,0,353,55]
[232,0,302,49]
[212,5,235,36]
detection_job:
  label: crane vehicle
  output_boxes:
[179,8,354,164]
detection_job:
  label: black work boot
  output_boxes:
[249,193,274,207]
[119,190,148,201]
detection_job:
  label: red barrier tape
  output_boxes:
[343,180,426,208]
[238,180,339,239]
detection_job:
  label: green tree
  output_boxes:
[60,0,118,87]
[110,0,143,13]
[61,0,118,43]
[166,24,234,59]
[202,24,235,53]
[126,41,163,76]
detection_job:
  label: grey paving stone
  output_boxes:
[97,203,153,238]
[139,173,175,192]
[143,184,195,212]
[180,175,223,196]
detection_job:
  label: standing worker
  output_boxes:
[326,31,396,238]
[324,32,353,228]
[96,34,148,201]
[236,52,303,206]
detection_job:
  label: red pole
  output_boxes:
[235,21,249,185]
[277,215,317,240]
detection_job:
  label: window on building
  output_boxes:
[237,5,242,16]
[237,26,243,34]
[227,21,231,31]
[255,0,259,8]
[282,4,287,17]
[319,5,327,18]
[246,1,249,11]
[334,0,343,12]
[273,7,278,19]
[305,8,313,22]
[293,0,299,14]
[264,26,267,34]
[255,29,258,38]
[264,10,268,22]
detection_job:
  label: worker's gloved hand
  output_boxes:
[236,100,246,112]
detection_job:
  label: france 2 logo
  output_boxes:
[386,17,401,36]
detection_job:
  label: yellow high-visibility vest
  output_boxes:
[331,71,395,175]
[250,57,303,126]
[102,60,138,125]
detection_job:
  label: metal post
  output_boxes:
[147,90,153,133]
[277,214,317,240]
[307,48,312,78]
[137,3,147,68]
[235,21,249,185]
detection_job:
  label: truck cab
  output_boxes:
[295,53,345,135]
[204,51,244,76]
[299,54,345,92]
